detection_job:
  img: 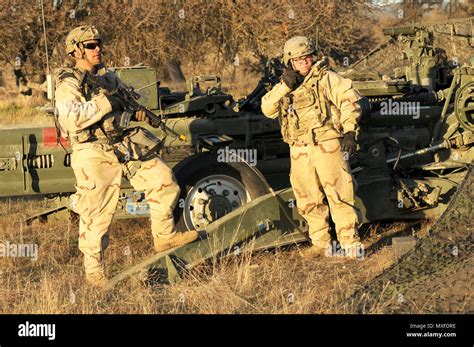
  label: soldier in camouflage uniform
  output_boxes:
[261,36,363,258]
[55,26,198,286]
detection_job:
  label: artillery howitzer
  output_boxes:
[0,68,286,230]
[0,19,472,287]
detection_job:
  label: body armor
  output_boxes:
[55,66,127,145]
[278,63,334,145]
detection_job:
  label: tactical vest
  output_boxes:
[278,67,333,145]
[55,67,120,145]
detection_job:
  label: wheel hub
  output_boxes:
[455,81,474,131]
[183,175,250,230]
[205,195,232,221]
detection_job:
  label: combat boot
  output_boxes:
[300,245,328,259]
[342,242,365,261]
[154,230,199,253]
[83,252,107,288]
[85,270,107,288]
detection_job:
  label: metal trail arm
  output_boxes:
[103,188,307,290]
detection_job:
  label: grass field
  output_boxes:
[0,193,434,314]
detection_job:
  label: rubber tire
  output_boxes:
[173,152,269,231]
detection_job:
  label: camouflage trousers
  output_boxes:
[70,143,180,276]
[289,138,360,249]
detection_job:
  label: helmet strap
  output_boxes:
[75,42,86,59]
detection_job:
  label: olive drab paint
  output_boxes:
[0,20,472,286]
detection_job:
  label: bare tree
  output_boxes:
[0,0,379,84]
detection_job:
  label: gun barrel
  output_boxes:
[383,26,419,37]
[142,107,187,142]
[352,141,449,174]
[383,16,474,37]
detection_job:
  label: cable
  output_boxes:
[40,0,50,75]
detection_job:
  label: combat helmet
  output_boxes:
[65,25,102,55]
[283,36,316,66]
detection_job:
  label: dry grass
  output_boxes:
[0,196,428,314]
[0,96,53,127]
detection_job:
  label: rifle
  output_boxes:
[83,72,187,142]
[238,57,284,111]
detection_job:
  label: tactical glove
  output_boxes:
[106,94,125,112]
[281,68,304,90]
[134,109,149,123]
[341,131,356,155]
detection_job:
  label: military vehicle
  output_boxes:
[0,18,472,287]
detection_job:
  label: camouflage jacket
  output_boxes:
[261,58,362,145]
[54,65,125,148]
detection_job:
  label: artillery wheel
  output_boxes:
[455,80,474,131]
[173,152,268,231]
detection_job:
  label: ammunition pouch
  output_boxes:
[70,127,98,144]
[102,111,134,140]
[69,111,133,146]
[111,126,163,163]
[279,76,331,145]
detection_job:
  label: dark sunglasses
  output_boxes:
[82,42,102,50]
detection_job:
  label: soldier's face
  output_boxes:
[291,55,314,76]
[82,39,102,65]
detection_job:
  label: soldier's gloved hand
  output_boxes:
[134,109,149,123]
[281,68,302,90]
[341,131,356,155]
[106,94,125,112]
